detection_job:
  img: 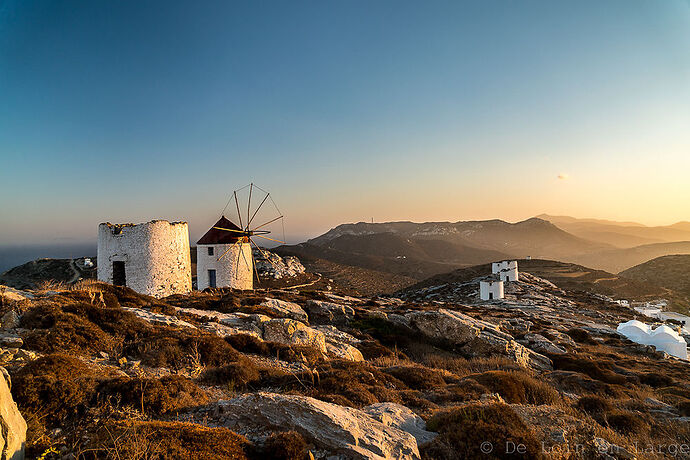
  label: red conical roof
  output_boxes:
[197,216,244,244]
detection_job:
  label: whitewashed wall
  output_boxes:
[480,280,504,300]
[97,220,192,298]
[197,242,253,290]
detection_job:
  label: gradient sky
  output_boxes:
[1,0,689,246]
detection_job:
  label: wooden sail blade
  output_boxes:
[249,238,280,270]
[234,191,243,230]
[216,241,239,261]
[246,183,253,231]
[253,215,283,231]
[253,234,286,244]
[248,192,270,229]
[212,226,246,234]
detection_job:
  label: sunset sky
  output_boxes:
[1,0,689,247]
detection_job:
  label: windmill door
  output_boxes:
[208,269,217,288]
[113,261,126,286]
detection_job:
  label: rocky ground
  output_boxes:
[1,265,690,459]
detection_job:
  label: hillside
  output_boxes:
[283,218,616,283]
[569,241,690,274]
[3,263,690,458]
[539,214,690,248]
[620,255,690,302]
[397,259,671,303]
[310,218,610,259]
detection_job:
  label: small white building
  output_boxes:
[97,220,192,298]
[634,305,662,319]
[196,216,253,291]
[617,320,687,360]
[492,260,519,282]
[480,279,504,301]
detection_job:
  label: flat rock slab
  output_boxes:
[215,392,421,460]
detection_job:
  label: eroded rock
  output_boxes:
[262,319,327,353]
[215,392,421,460]
[0,366,26,460]
[260,298,309,322]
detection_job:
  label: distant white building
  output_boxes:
[658,311,690,330]
[634,305,661,319]
[196,216,253,291]
[97,220,192,298]
[617,320,687,360]
[492,260,518,282]
[480,279,504,301]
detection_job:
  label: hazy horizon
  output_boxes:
[2,1,689,247]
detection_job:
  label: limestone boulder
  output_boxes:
[461,330,552,371]
[325,341,364,362]
[362,402,437,446]
[405,309,552,371]
[216,392,421,460]
[314,325,363,361]
[0,366,26,460]
[123,307,195,329]
[405,309,481,345]
[305,300,355,325]
[520,333,567,355]
[0,311,19,331]
[260,298,309,322]
[261,319,327,353]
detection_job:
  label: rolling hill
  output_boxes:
[569,241,690,274]
[397,258,673,303]
[538,214,690,248]
[620,255,690,302]
[308,218,611,259]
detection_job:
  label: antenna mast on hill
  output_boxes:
[215,183,286,283]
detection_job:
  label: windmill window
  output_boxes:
[208,247,214,256]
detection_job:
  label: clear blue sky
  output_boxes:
[1,0,689,246]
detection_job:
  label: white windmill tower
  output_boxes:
[196,183,285,290]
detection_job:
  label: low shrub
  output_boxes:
[126,330,241,369]
[550,355,628,385]
[469,371,561,405]
[91,420,250,459]
[566,328,594,344]
[98,375,209,415]
[606,410,650,436]
[421,403,543,459]
[225,334,324,366]
[21,304,119,355]
[638,372,674,388]
[576,395,614,416]
[202,359,261,390]
[259,431,308,460]
[12,354,100,424]
[384,365,447,391]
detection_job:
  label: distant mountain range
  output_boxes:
[277,216,690,282]
[538,214,690,248]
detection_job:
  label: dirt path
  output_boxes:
[67,259,81,284]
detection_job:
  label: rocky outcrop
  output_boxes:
[362,403,437,446]
[123,307,195,328]
[214,393,422,460]
[262,319,327,353]
[404,309,552,371]
[253,250,305,279]
[519,333,567,355]
[0,366,26,460]
[305,300,355,325]
[260,298,309,322]
[405,310,480,344]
